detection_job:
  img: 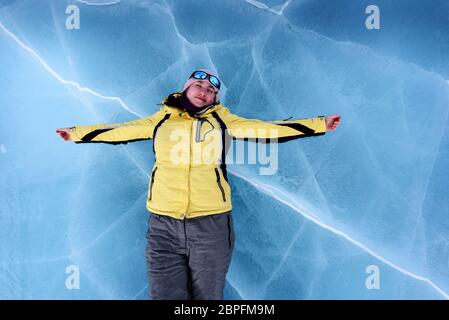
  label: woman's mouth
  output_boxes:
[195,97,206,103]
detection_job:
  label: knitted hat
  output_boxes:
[182,69,221,94]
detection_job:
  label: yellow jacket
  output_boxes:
[70,93,327,220]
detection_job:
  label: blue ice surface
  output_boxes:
[1,0,449,299]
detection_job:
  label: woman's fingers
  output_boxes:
[56,128,71,141]
[327,115,341,131]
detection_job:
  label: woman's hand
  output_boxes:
[56,128,72,141]
[325,115,341,132]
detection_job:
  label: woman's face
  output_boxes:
[186,81,216,107]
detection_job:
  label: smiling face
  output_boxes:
[185,81,217,108]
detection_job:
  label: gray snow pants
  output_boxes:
[146,211,235,300]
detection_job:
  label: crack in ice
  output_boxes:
[0,21,142,119]
[3,6,448,299]
[287,21,449,86]
[245,0,292,16]
[75,0,121,6]
[228,168,449,299]
[133,283,148,299]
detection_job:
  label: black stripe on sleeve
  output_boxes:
[75,138,151,145]
[231,122,324,144]
[80,128,115,142]
[275,122,316,135]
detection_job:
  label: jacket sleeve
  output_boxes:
[70,109,167,144]
[218,108,327,142]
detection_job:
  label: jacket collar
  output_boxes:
[162,92,221,117]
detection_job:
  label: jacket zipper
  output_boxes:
[184,119,194,218]
[214,168,226,202]
[195,118,205,143]
[149,166,158,201]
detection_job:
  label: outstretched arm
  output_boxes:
[56,108,168,145]
[217,108,341,142]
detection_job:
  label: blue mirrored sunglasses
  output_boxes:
[190,71,221,90]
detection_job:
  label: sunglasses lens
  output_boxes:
[193,71,207,79]
[209,76,220,88]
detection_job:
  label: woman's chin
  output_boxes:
[193,100,207,108]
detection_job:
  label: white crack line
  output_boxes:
[245,0,292,16]
[75,0,121,6]
[228,168,449,299]
[0,21,142,118]
[3,16,447,300]
[133,283,148,300]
